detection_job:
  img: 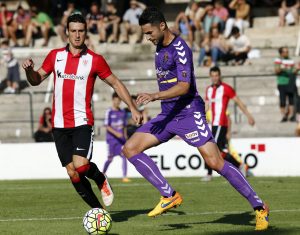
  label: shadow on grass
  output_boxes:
[111,209,151,222]
[206,228,300,235]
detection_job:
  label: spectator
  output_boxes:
[0,3,14,40]
[57,1,81,43]
[296,96,300,135]
[9,5,31,47]
[274,47,299,122]
[86,2,106,43]
[119,0,146,44]
[34,107,54,142]
[224,0,250,38]
[213,0,229,31]
[202,4,221,35]
[174,1,204,48]
[1,40,20,94]
[198,26,229,67]
[224,26,251,65]
[25,6,55,47]
[278,0,300,26]
[103,2,121,43]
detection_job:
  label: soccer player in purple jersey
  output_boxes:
[103,92,130,182]
[122,7,269,230]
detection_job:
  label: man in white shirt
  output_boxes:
[119,0,146,43]
[224,26,251,65]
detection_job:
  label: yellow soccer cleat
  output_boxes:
[255,204,269,231]
[148,192,183,217]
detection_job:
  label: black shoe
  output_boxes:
[281,117,288,122]
[289,116,296,122]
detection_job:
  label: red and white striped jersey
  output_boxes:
[41,45,112,128]
[205,82,236,127]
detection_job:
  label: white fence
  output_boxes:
[0,138,299,180]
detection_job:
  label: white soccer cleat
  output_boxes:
[101,175,114,207]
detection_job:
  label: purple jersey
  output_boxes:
[155,36,201,115]
[104,108,126,143]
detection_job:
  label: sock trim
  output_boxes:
[76,164,90,174]
[71,176,80,183]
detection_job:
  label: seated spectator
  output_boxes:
[120,0,146,44]
[86,2,106,43]
[34,107,54,142]
[25,6,55,47]
[1,40,20,94]
[224,26,251,65]
[8,5,31,47]
[0,3,14,40]
[279,0,300,26]
[198,26,228,67]
[274,47,299,122]
[224,0,250,38]
[56,1,81,43]
[103,2,121,43]
[202,4,221,35]
[174,1,204,48]
[213,0,229,32]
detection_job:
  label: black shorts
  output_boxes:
[52,125,94,167]
[212,126,228,151]
[7,63,20,82]
[278,85,294,107]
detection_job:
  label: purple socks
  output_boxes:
[220,161,264,209]
[128,153,174,197]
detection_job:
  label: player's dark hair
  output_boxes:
[112,92,119,99]
[210,66,221,75]
[231,26,240,36]
[67,13,86,31]
[139,7,166,26]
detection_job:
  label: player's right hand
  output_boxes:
[22,59,34,71]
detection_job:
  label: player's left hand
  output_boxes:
[136,93,157,105]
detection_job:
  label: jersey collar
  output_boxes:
[65,44,88,57]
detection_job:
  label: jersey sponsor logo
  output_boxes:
[185,131,199,139]
[156,67,170,79]
[56,59,63,62]
[163,52,169,63]
[57,70,85,81]
[83,59,89,66]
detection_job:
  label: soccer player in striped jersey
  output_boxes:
[203,66,255,181]
[122,7,269,230]
[22,13,142,209]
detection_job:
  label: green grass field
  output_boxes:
[0,177,299,235]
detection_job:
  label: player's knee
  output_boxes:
[206,157,223,171]
[66,168,78,179]
[122,142,136,158]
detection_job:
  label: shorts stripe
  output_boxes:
[86,129,94,160]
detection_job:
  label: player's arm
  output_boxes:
[136,82,190,105]
[106,126,123,139]
[232,96,255,126]
[22,59,50,86]
[103,74,143,124]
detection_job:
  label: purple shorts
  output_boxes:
[137,109,214,147]
[107,141,124,157]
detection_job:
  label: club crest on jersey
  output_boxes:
[83,59,88,66]
[163,52,169,63]
[182,71,187,78]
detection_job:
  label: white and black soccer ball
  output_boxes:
[83,208,112,234]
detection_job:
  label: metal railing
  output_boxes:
[0,73,277,140]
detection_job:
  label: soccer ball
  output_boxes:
[83,208,112,234]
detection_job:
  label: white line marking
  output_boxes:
[0,209,299,222]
